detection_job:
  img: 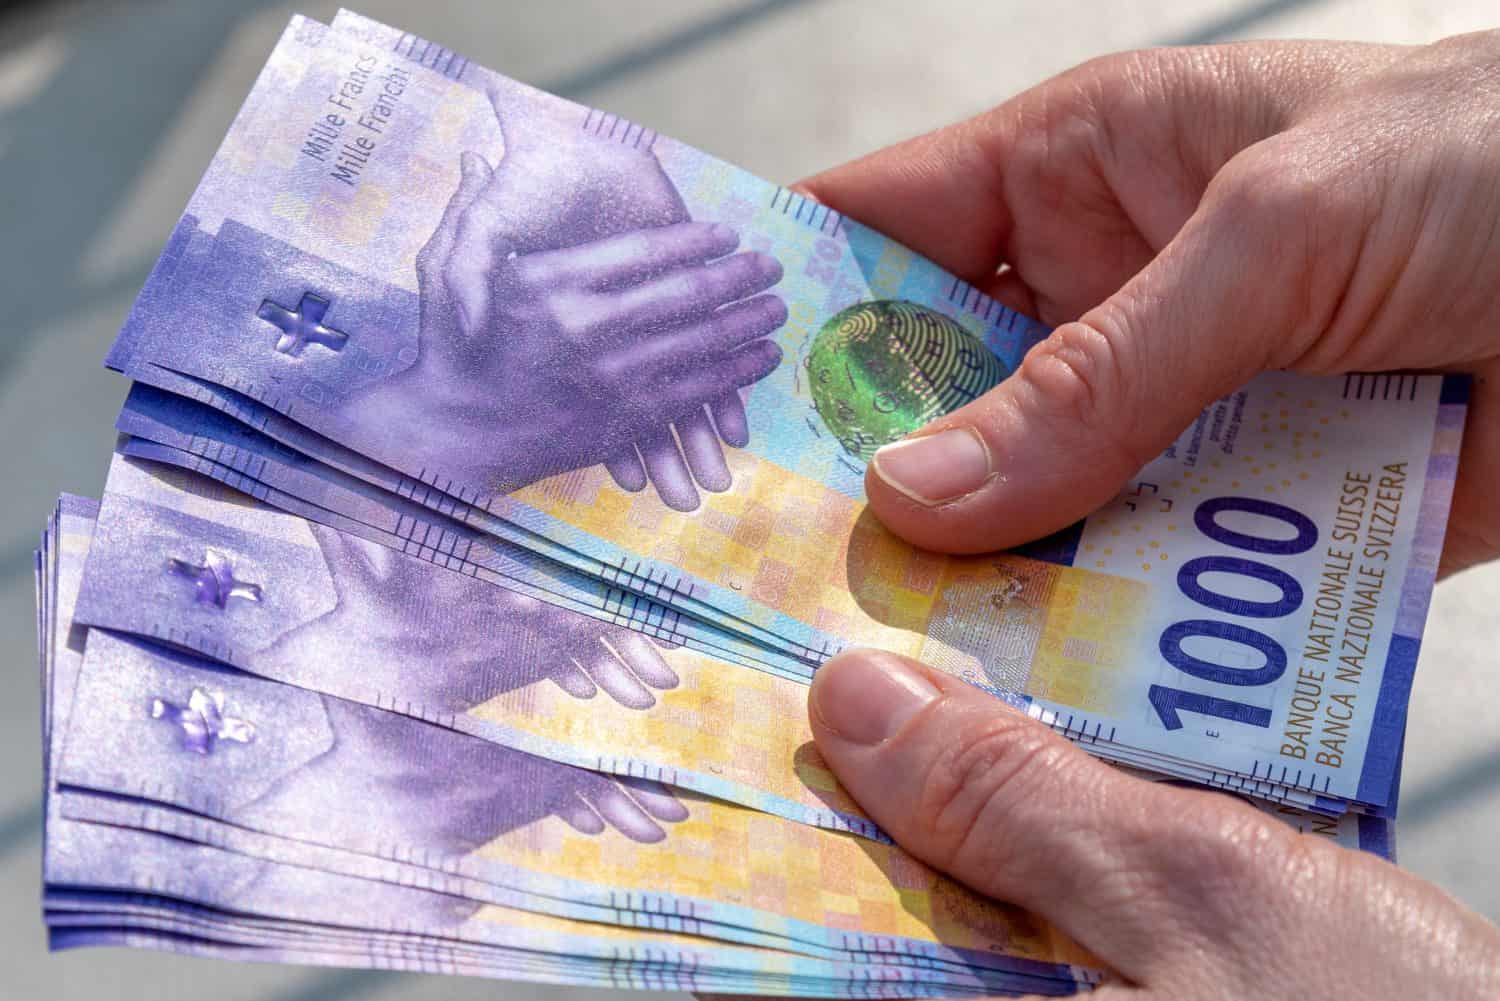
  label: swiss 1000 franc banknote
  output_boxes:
[44,513,1046,997]
[97,435,1389,817]
[320,13,1461,814]
[76,447,877,838]
[42,499,1394,998]
[106,14,1464,809]
[53,628,1102,987]
[104,12,1046,659]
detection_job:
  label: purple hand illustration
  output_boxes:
[264,525,680,711]
[449,87,769,509]
[240,695,689,852]
[353,152,785,501]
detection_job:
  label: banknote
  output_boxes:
[105,13,1465,810]
[312,13,1460,815]
[54,625,1103,982]
[42,503,1061,996]
[103,13,1044,658]
[102,430,1400,817]
[98,436,811,682]
[124,362,821,661]
[112,381,817,675]
[123,364,822,660]
[71,447,1398,827]
[74,440,876,838]
[101,427,1390,816]
[41,493,1394,1001]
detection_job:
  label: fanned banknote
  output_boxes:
[44,503,1085,996]
[77,445,876,838]
[38,5,1442,992]
[101,12,1465,813]
[38,493,1395,995]
[56,635,1099,985]
[111,378,1444,815]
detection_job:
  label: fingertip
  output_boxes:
[753,252,784,285]
[620,777,692,823]
[695,468,732,493]
[709,393,751,448]
[561,802,606,836]
[707,222,740,254]
[860,463,1012,555]
[752,293,789,333]
[656,479,701,513]
[732,339,784,386]
[649,798,690,824]
[604,451,650,493]
[629,822,667,844]
[810,648,943,749]
[552,665,598,701]
[870,427,994,507]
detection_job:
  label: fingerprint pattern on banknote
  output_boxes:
[805,300,1009,461]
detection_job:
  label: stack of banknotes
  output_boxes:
[36,9,1463,995]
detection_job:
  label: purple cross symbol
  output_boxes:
[151,688,256,755]
[166,549,263,610]
[256,292,348,356]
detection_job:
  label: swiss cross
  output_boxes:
[256,292,348,356]
[151,688,256,755]
[166,550,263,610]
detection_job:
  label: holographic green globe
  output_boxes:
[807,300,1010,461]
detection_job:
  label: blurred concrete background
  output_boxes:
[1,1,1497,999]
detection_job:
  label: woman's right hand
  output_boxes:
[800,32,1500,575]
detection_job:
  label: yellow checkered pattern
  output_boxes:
[515,456,1150,713]
[477,792,1091,966]
[469,644,862,819]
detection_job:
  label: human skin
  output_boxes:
[800,32,1500,998]
[801,32,1500,578]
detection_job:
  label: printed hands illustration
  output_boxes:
[356,146,785,507]
[266,525,680,711]
[362,87,785,509]
[470,86,763,508]
[244,695,689,852]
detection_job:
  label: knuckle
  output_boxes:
[913,714,1066,874]
[1014,319,1134,453]
[1146,793,1297,912]
[1210,143,1372,367]
[1210,146,1330,234]
[1069,49,1147,93]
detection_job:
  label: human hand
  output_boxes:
[471,88,757,509]
[378,152,785,498]
[800,33,1500,575]
[809,649,1500,998]
[277,524,679,711]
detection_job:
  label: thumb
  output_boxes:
[864,158,1308,553]
[809,648,1296,985]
